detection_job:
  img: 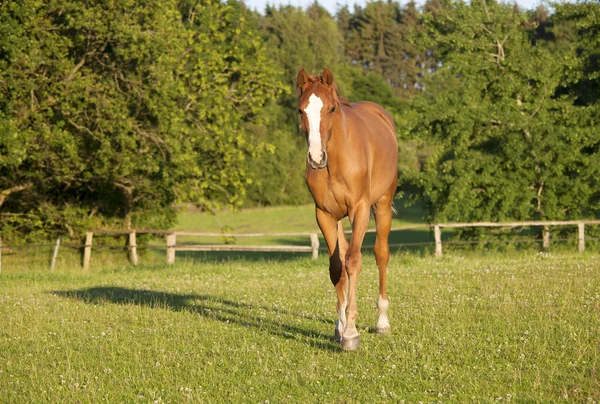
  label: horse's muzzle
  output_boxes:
[307,150,328,170]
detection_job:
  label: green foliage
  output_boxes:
[0,0,285,243]
[553,1,600,106]
[244,101,311,206]
[338,0,437,99]
[261,3,347,89]
[401,0,600,234]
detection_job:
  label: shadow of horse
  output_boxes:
[51,287,339,351]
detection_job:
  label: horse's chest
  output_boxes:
[306,173,350,219]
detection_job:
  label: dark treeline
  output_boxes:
[0,0,598,243]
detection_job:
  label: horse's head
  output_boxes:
[297,68,339,170]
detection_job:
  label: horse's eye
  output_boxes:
[298,108,303,115]
[330,106,336,114]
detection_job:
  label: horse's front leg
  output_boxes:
[316,209,348,342]
[342,201,371,351]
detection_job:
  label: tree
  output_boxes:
[338,0,431,98]
[0,0,286,242]
[401,0,599,232]
[553,1,600,107]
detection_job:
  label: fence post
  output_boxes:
[542,226,550,249]
[50,237,60,272]
[129,231,138,265]
[310,233,319,260]
[83,232,93,271]
[167,233,176,265]
[578,223,585,253]
[434,225,442,258]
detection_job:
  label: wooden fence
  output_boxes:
[430,220,600,258]
[86,230,322,270]
[1,220,599,271]
[78,219,600,268]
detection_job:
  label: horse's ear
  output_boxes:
[297,68,309,90]
[321,68,334,86]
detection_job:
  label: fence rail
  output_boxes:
[1,220,599,271]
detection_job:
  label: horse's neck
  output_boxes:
[328,110,348,152]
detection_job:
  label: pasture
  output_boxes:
[3,200,435,271]
[170,200,432,251]
[1,251,598,402]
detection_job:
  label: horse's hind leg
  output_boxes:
[373,184,396,334]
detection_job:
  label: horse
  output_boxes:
[296,68,398,351]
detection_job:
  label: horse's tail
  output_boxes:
[371,204,398,219]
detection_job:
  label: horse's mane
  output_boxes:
[304,73,353,108]
[332,85,353,108]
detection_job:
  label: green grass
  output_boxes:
[175,197,427,233]
[1,251,599,402]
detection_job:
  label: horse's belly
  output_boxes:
[369,160,398,204]
[368,135,398,203]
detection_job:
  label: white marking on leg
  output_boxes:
[377,294,390,331]
[304,94,324,164]
[336,291,347,334]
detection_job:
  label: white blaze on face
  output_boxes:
[304,93,324,164]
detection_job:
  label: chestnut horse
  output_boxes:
[297,68,398,351]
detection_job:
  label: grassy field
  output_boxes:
[1,251,599,402]
[174,197,427,233]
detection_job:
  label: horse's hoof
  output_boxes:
[376,325,391,335]
[333,329,342,343]
[341,335,360,351]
